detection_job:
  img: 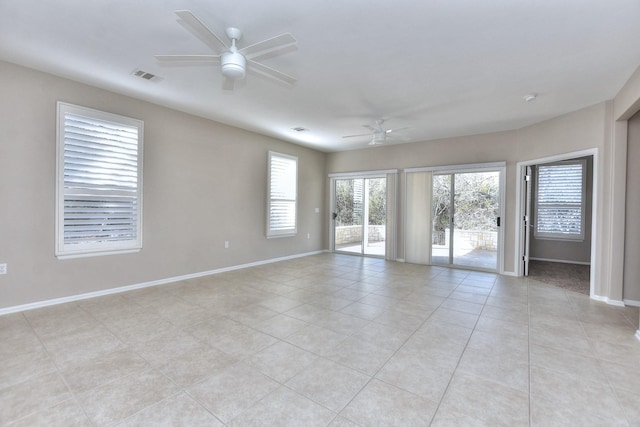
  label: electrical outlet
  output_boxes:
[307,233,310,239]
[0,264,6,275]
[224,241,229,249]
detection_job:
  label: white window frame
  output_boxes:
[534,159,586,241]
[267,151,297,238]
[56,102,144,258]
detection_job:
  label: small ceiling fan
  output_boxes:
[155,10,297,90]
[342,119,408,145]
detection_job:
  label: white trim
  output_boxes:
[57,248,141,260]
[529,257,591,266]
[267,151,298,238]
[328,171,398,257]
[405,161,506,174]
[54,101,144,259]
[387,172,399,261]
[591,294,625,307]
[623,299,640,307]
[329,178,336,253]
[605,299,626,307]
[514,148,598,301]
[498,165,506,275]
[0,251,324,316]
[56,102,144,259]
[328,169,398,178]
[636,329,640,341]
[501,271,519,277]
[533,159,587,241]
[396,258,406,263]
[414,163,505,273]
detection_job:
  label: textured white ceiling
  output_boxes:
[1,0,639,152]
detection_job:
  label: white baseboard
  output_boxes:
[0,250,325,316]
[501,271,519,277]
[529,257,590,266]
[591,294,626,307]
[623,299,640,307]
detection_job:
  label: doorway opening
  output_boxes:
[332,176,387,257]
[516,150,597,297]
[403,162,505,273]
[431,170,502,271]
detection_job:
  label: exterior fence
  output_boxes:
[336,225,496,251]
[335,225,385,245]
[437,228,498,251]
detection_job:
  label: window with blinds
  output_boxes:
[267,151,297,238]
[56,102,143,258]
[534,160,585,241]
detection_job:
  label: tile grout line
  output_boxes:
[427,274,495,426]
[333,268,466,425]
[18,307,99,427]
[569,290,636,427]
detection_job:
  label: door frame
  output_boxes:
[514,148,598,298]
[329,169,397,257]
[405,162,506,273]
[431,164,506,273]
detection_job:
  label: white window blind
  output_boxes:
[535,160,585,240]
[267,151,297,238]
[56,102,143,258]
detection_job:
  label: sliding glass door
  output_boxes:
[333,177,386,257]
[431,170,501,271]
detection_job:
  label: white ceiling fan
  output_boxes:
[342,119,408,145]
[155,10,297,90]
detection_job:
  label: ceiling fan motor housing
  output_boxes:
[373,132,385,142]
[221,51,246,79]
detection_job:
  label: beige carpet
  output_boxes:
[528,260,590,295]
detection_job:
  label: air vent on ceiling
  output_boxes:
[131,69,159,81]
[291,127,309,132]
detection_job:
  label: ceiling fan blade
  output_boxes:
[155,54,221,63]
[386,127,409,134]
[241,33,297,59]
[342,132,371,139]
[174,10,228,53]
[248,60,296,85]
[222,77,235,91]
[247,44,298,63]
[362,124,376,131]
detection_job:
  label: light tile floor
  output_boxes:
[1,253,639,426]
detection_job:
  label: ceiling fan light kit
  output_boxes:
[155,10,297,89]
[221,52,246,79]
[343,119,408,146]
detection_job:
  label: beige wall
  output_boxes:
[326,130,516,266]
[327,102,612,294]
[624,110,640,302]
[2,58,638,311]
[0,61,326,310]
[614,66,640,121]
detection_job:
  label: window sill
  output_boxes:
[56,248,141,260]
